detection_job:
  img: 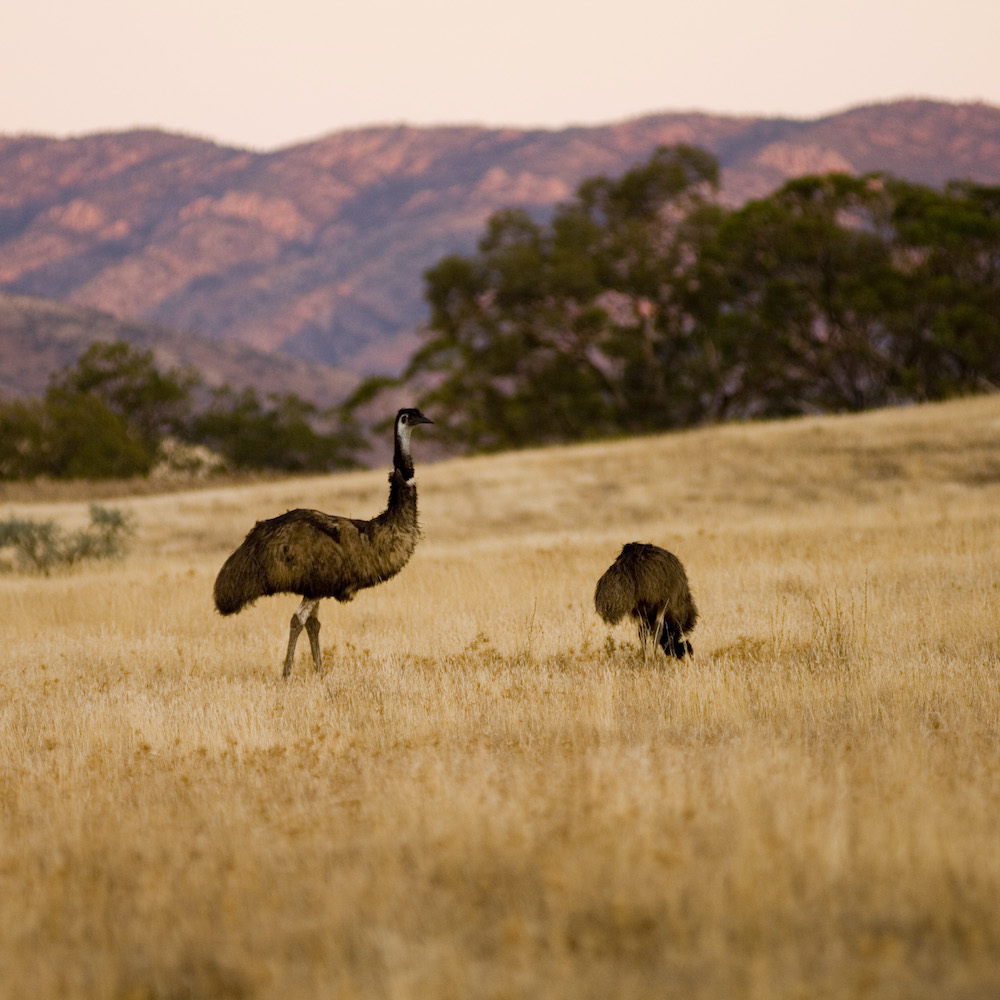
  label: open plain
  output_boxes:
[2,396,999,999]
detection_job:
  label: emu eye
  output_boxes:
[400,413,408,425]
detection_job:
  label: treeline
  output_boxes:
[0,342,360,480]
[365,145,1000,451]
[4,146,999,479]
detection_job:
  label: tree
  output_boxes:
[0,384,154,480]
[49,340,195,450]
[39,388,154,479]
[343,151,1000,455]
[401,145,722,449]
[190,387,360,472]
[692,173,908,417]
[0,397,46,479]
[886,179,1000,397]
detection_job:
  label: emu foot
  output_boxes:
[659,635,694,659]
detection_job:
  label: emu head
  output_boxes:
[393,407,433,478]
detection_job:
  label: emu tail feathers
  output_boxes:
[594,563,636,625]
[213,542,266,616]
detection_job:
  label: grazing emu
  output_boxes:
[594,542,698,658]
[213,407,433,677]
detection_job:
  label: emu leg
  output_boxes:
[658,622,693,659]
[305,609,323,673]
[659,626,681,658]
[282,618,303,679]
[283,598,320,678]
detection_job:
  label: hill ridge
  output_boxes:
[2,99,999,389]
[0,291,357,404]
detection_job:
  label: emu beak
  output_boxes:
[414,412,434,425]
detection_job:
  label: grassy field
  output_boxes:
[2,395,999,999]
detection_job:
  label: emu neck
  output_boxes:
[386,467,417,512]
[386,421,419,523]
[373,467,419,556]
[379,419,419,536]
[393,426,415,482]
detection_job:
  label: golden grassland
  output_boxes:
[2,396,1000,999]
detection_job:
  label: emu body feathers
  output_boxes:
[213,408,432,677]
[595,542,698,658]
[213,494,418,614]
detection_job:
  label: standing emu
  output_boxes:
[594,542,698,658]
[213,407,433,677]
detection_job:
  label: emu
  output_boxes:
[213,407,433,677]
[594,542,698,658]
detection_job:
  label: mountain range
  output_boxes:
[2,99,999,402]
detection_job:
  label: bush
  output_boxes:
[1,343,364,481]
[0,504,134,573]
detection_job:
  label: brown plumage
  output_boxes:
[214,407,433,677]
[594,542,698,658]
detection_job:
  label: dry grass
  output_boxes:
[2,396,1000,999]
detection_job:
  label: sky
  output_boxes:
[3,0,999,151]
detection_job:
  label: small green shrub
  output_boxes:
[0,504,134,573]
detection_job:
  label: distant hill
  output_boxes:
[0,292,357,404]
[2,100,999,383]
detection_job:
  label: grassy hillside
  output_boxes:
[2,396,999,998]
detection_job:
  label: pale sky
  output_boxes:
[3,0,998,151]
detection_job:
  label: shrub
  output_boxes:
[0,504,134,573]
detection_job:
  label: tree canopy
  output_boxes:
[363,145,1000,452]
